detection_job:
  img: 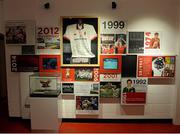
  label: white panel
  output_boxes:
[62,100,75,118]
[20,73,33,119]
[145,104,173,117]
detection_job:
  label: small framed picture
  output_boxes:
[100,55,122,73]
[39,55,60,72]
[61,16,99,66]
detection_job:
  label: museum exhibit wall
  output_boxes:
[2,0,180,121]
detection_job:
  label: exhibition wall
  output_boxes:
[1,0,180,122]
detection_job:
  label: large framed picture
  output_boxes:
[61,17,99,66]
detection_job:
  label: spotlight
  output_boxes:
[44,2,50,9]
[112,2,117,9]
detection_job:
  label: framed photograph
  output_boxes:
[5,20,35,45]
[121,78,148,105]
[75,68,94,81]
[128,32,144,54]
[61,82,74,94]
[138,56,175,77]
[100,82,121,98]
[39,55,60,73]
[11,55,39,72]
[100,55,122,73]
[61,17,99,66]
[101,34,127,54]
[36,26,60,49]
[76,95,99,115]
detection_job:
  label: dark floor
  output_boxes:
[1,99,180,133]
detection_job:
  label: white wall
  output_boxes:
[3,0,180,119]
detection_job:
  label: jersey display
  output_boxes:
[64,24,97,58]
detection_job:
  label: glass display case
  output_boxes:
[29,73,61,97]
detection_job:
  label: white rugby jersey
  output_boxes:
[64,24,97,58]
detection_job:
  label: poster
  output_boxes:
[74,82,99,95]
[11,55,39,72]
[121,78,148,105]
[144,32,161,49]
[122,55,137,77]
[76,95,99,114]
[128,32,144,54]
[36,27,60,49]
[138,56,175,77]
[6,20,36,45]
[62,17,99,66]
[100,82,121,98]
[61,83,74,94]
[100,34,127,54]
[61,68,75,81]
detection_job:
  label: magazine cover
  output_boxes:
[121,78,148,105]
[76,95,99,114]
[128,32,144,54]
[100,34,127,54]
[36,26,60,49]
[100,82,121,98]
[138,56,175,77]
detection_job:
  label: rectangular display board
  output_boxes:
[121,78,148,105]
[11,55,39,72]
[138,56,175,77]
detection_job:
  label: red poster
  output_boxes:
[138,56,152,77]
[61,68,75,81]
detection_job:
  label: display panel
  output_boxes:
[61,82,74,94]
[39,55,60,73]
[128,32,144,54]
[121,78,148,105]
[138,56,175,77]
[36,26,60,49]
[100,34,127,54]
[76,95,99,115]
[100,55,122,73]
[100,82,121,98]
[100,74,121,82]
[74,82,99,95]
[11,55,39,72]
[61,17,99,66]
[122,55,137,77]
